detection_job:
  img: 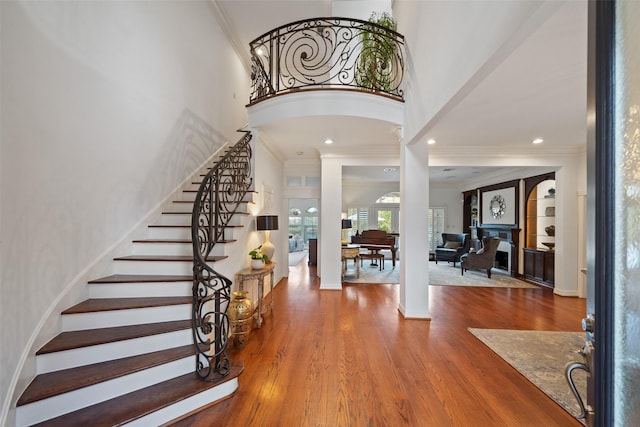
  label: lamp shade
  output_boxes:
[257,215,279,231]
[341,219,352,229]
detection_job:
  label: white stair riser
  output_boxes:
[126,378,238,427]
[114,260,199,276]
[147,227,192,239]
[89,282,192,298]
[147,226,242,241]
[132,242,194,256]
[37,329,192,374]
[178,193,197,202]
[133,243,226,257]
[16,356,194,427]
[158,215,244,227]
[155,215,191,226]
[62,304,191,331]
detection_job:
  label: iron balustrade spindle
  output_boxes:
[191,131,253,381]
[249,17,405,104]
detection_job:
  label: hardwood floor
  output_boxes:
[169,260,586,427]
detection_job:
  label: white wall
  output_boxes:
[0,1,250,423]
[342,182,399,209]
[252,136,287,283]
[429,185,465,233]
[395,1,561,143]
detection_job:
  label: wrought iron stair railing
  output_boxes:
[191,131,253,381]
[249,17,405,104]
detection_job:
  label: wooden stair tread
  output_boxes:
[113,255,226,262]
[33,363,243,427]
[148,224,243,228]
[132,238,192,243]
[37,320,191,355]
[173,200,250,204]
[132,239,235,244]
[88,274,193,284]
[18,345,199,406]
[62,297,192,314]
[164,211,250,216]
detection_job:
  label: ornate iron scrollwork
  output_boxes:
[249,17,405,104]
[191,131,252,381]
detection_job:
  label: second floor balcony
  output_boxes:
[249,16,405,105]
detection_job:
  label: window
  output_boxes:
[347,207,369,235]
[304,207,318,239]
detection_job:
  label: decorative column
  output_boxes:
[319,156,343,290]
[399,135,430,319]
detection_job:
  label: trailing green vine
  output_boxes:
[356,12,398,92]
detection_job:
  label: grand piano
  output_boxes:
[350,230,398,267]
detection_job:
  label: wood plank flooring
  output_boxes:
[169,260,586,427]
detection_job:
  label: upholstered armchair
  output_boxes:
[435,233,470,267]
[460,237,501,278]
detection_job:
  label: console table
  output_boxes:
[236,262,275,328]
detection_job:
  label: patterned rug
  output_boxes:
[343,259,538,288]
[429,261,538,288]
[469,328,587,422]
[342,258,399,283]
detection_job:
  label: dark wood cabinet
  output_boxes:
[308,238,317,265]
[523,248,554,287]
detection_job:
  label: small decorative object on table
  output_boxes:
[249,246,268,269]
[228,291,253,346]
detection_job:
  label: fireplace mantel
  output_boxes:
[476,225,520,277]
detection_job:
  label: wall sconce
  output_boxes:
[257,215,279,262]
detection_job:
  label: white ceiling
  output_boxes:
[214,1,588,183]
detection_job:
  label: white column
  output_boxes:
[553,160,580,297]
[319,157,343,290]
[399,136,430,318]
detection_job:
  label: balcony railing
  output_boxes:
[249,17,405,104]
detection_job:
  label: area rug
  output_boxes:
[343,259,399,284]
[288,251,307,267]
[469,328,587,421]
[344,260,538,288]
[429,261,538,288]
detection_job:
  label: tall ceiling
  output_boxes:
[213,1,588,183]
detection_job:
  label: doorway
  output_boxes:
[287,199,318,266]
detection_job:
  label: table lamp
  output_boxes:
[257,215,279,262]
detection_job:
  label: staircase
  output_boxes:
[15,138,253,426]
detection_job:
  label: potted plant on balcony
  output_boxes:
[249,246,268,269]
[356,12,398,93]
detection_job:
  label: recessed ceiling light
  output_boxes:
[383,167,396,173]
[324,139,333,145]
[427,139,436,145]
[532,138,544,144]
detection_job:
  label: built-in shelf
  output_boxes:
[524,173,555,287]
